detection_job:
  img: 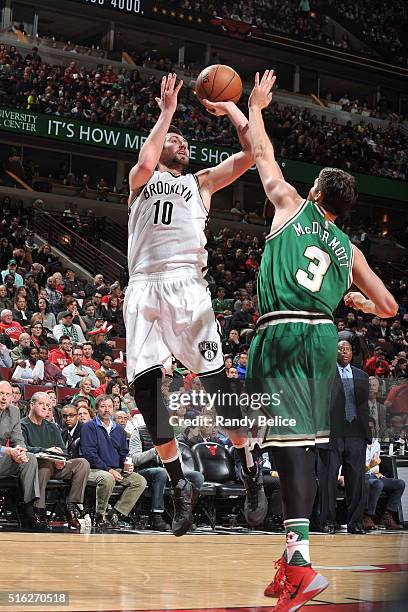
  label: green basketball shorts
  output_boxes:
[246,311,338,447]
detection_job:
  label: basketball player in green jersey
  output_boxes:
[246,70,398,611]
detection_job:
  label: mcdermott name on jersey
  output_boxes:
[291,219,351,268]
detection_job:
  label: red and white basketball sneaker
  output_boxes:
[272,564,329,611]
[264,556,287,598]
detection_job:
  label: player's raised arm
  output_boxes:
[249,70,282,181]
[128,73,183,198]
[345,245,398,318]
[196,100,254,201]
[248,70,301,212]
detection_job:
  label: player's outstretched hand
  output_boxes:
[200,99,233,116]
[248,69,276,110]
[155,73,183,114]
[344,291,366,311]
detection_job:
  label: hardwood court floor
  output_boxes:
[0,530,407,612]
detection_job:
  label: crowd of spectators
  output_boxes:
[0,195,127,349]
[3,189,402,443]
[6,24,107,58]
[0,195,155,531]
[1,45,406,182]
[175,0,408,65]
[321,91,398,121]
[7,1,408,67]
[0,190,407,533]
[0,6,407,536]
[0,195,256,531]
[325,0,408,67]
[263,103,407,181]
[178,0,351,49]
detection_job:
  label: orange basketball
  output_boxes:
[195,64,243,104]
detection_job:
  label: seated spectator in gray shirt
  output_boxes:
[0,341,12,367]
[0,380,41,529]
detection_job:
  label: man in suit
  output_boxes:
[314,340,371,534]
[61,404,82,458]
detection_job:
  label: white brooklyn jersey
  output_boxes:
[128,170,208,276]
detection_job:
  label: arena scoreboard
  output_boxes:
[70,0,143,15]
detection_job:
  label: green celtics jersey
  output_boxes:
[257,200,353,317]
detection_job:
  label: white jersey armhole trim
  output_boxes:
[128,171,158,210]
[193,174,209,217]
[348,244,355,289]
[266,199,307,241]
[129,186,145,210]
[312,202,334,225]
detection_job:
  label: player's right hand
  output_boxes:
[344,291,366,311]
[200,99,232,116]
[248,69,276,110]
[155,73,183,114]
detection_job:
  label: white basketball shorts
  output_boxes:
[124,268,224,383]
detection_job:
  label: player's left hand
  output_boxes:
[248,69,276,110]
[200,99,233,116]
[344,291,366,311]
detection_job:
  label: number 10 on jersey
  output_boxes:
[153,200,173,225]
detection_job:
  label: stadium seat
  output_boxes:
[111,338,126,351]
[180,442,216,494]
[0,476,23,527]
[191,443,245,498]
[0,368,13,381]
[45,479,71,525]
[24,385,54,400]
[379,455,396,479]
[178,442,195,473]
[70,437,81,459]
[111,362,126,378]
[56,387,76,403]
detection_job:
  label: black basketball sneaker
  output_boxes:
[242,466,268,528]
[171,479,198,537]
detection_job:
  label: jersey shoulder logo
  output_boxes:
[199,341,218,361]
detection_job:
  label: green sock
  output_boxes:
[284,518,310,567]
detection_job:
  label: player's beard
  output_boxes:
[159,149,189,173]
[170,153,189,171]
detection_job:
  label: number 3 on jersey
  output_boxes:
[296,246,331,293]
[153,200,173,225]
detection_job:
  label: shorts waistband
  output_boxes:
[256,310,333,330]
[129,267,203,283]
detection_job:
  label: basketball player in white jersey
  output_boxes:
[125,73,267,536]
